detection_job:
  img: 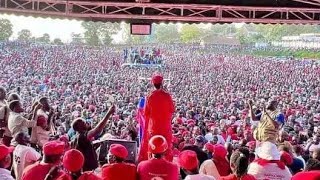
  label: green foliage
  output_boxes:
[53,38,63,45]
[180,24,202,43]
[70,33,83,44]
[17,29,33,41]
[37,33,50,44]
[0,19,13,41]
[81,21,120,46]
[154,24,180,43]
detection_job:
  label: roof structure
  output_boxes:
[1,0,320,24]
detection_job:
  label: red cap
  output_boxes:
[152,74,163,84]
[187,119,195,124]
[43,140,65,156]
[149,135,168,154]
[109,144,128,159]
[204,143,214,152]
[280,151,293,166]
[63,149,84,172]
[0,144,14,160]
[178,150,199,171]
[213,145,227,158]
[37,115,47,127]
[78,172,102,180]
[56,173,72,180]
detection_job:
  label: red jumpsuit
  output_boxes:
[138,89,175,162]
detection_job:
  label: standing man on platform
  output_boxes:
[138,74,175,162]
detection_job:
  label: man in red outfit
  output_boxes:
[137,135,179,180]
[101,144,137,180]
[138,74,175,162]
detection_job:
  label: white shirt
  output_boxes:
[8,112,36,146]
[0,168,14,180]
[185,174,216,180]
[247,161,292,180]
[13,144,41,180]
[204,133,225,145]
[309,143,320,153]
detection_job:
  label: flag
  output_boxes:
[136,97,146,144]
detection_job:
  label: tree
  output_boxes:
[37,33,51,44]
[70,33,83,44]
[82,21,121,46]
[154,24,180,43]
[180,24,202,43]
[17,29,33,41]
[53,38,63,45]
[0,19,13,41]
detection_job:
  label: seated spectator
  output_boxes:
[178,150,215,180]
[137,135,179,180]
[200,144,231,179]
[247,142,292,180]
[21,140,65,180]
[12,132,41,180]
[220,150,256,180]
[0,144,14,180]
[101,144,137,180]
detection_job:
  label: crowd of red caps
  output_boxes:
[0,42,319,180]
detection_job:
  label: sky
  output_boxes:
[0,13,84,42]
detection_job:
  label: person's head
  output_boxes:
[63,149,84,173]
[178,150,199,175]
[39,97,50,111]
[43,141,65,165]
[230,150,250,178]
[313,134,320,144]
[212,127,219,135]
[212,135,218,145]
[212,144,227,159]
[279,130,289,143]
[149,135,168,159]
[257,141,280,161]
[194,135,206,149]
[9,100,24,113]
[7,93,20,102]
[0,144,13,169]
[152,74,163,90]
[0,87,6,100]
[312,148,320,161]
[15,132,30,146]
[72,118,89,133]
[107,144,128,164]
[267,100,278,111]
[293,145,303,156]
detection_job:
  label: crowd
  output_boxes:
[0,41,320,180]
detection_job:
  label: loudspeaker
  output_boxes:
[97,139,137,164]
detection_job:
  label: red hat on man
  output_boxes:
[152,74,163,85]
[149,135,168,154]
[0,144,14,160]
[63,149,84,172]
[213,145,227,158]
[178,150,199,171]
[109,144,128,159]
[204,143,214,153]
[43,140,65,156]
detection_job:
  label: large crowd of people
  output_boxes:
[0,41,320,180]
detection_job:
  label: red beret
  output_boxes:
[178,150,199,171]
[149,135,168,154]
[280,151,293,166]
[43,141,65,156]
[204,143,214,153]
[0,144,14,160]
[109,144,128,159]
[213,145,227,158]
[152,74,163,84]
[78,172,102,180]
[63,149,84,172]
[292,171,320,180]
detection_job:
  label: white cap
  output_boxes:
[256,141,280,160]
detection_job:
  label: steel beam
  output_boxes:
[0,0,320,24]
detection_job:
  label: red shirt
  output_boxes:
[145,89,174,134]
[101,162,137,180]
[137,158,179,180]
[22,162,64,180]
[220,174,256,180]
